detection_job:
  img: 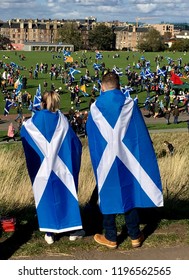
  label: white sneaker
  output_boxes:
[44,233,54,244]
[69,229,85,241]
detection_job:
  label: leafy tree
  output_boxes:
[170,39,189,51]
[57,22,82,51]
[0,35,12,50]
[88,24,115,50]
[137,28,165,52]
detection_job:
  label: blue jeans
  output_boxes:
[103,208,141,242]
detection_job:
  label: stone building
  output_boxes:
[114,25,149,51]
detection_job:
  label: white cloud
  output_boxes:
[136,3,157,13]
[0,0,189,23]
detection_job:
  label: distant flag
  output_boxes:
[63,50,71,57]
[36,84,41,97]
[4,99,14,116]
[121,86,134,98]
[80,84,89,97]
[167,57,173,65]
[145,61,150,68]
[28,100,34,111]
[170,71,183,85]
[93,84,99,92]
[15,82,23,96]
[140,70,146,80]
[112,66,123,76]
[14,76,22,89]
[96,51,103,60]
[68,68,81,81]
[93,63,102,71]
[140,69,153,80]
[145,69,154,79]
[157,68,167,77]
[33,84,42,110]
[65,56,73,63]
[97,79,101,88]
[14,76,23,96]
[10,62,17,68]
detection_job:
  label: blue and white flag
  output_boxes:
[157,68,167,77]
[4,99,14,115]
[86,89,163,214]
[68,68,81,81]
[93,63,102,71]
[21,110,82,233]
[96,52,103,60]
[15,81,23,96]
[33,84,42,111]
[145,69,154,79]
[63,50,71,57]
[121,86,134,98]
[112,66,123,76]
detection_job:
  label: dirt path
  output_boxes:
[12,244,189,260]
[0,109,189,133]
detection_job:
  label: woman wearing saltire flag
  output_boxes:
[86,72,163,249]
[21,91,84,244]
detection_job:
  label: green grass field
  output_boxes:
[0,50,188,115]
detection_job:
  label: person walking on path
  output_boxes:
[7,122,16,142]
[86,72,163,250]
[15,103,23,122]
[172,105,180,124]
[164,107,171,125]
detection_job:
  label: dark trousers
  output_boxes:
[103,208,141,242]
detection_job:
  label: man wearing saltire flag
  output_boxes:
[4,99,14,116]
[21,91,84,244]
[86,72,163,249]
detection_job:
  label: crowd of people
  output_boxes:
[1,51,189,132]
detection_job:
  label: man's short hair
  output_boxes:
[102,72,120,90]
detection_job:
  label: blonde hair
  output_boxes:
[41,91,60,112]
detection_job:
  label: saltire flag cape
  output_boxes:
[21,110,83,233]
[4,99,14,116]
[86,89,163,214]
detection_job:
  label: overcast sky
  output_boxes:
[0,0,189,24]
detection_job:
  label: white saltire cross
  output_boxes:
[91,98,163,206]
[23,112,78,208]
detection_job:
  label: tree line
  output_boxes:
[1,23,189,52]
